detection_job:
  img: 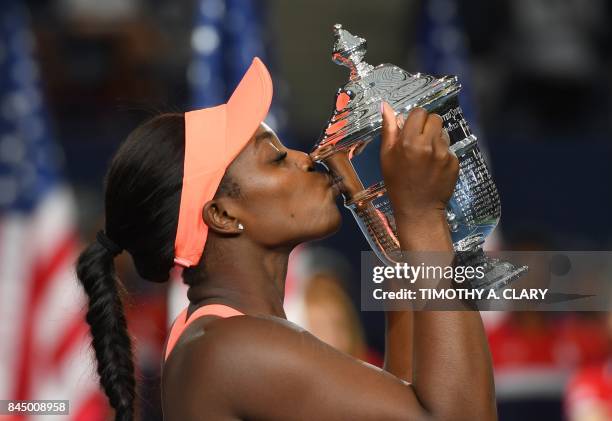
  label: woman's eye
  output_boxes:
[273,151,287,163]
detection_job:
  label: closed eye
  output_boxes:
[274,151,288,162]
[264,140,287,163]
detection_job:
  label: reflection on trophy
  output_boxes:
[310,24,528,291]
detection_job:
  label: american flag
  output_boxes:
[169,0,289,322]
[0,2,108,419]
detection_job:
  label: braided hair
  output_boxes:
[74,113,179,420]
[76,112,242,419]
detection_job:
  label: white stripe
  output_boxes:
[25,187,77,262]
[0,217,31,398]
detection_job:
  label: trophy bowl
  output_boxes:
[310,24,527,291]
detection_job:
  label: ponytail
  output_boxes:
[76,238,136,421]
[75,112,214,418]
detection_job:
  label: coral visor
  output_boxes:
[174,57,273,267]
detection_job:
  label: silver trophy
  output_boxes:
[311,24,527,291]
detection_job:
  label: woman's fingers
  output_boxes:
[380,101,399,153]
[423,113,443,138]
[380,106,460,223]
[401,107,428,147]
[382,105,450,161]
[441,128,450,146]
[396,114,406,130]
[432,127,452,160]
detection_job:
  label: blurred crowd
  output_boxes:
[2,0,611,420]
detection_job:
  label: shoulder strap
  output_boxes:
[164,304,244,362]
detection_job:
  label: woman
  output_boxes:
[76,58,496,420]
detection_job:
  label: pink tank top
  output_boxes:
[164,304,244,362]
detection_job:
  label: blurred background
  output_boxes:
[1,0,611,419]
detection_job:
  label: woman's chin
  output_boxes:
[292,206,343,244]
[315,208,343,240]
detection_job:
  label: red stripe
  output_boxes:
[71,390,109,421]
[48,310,88,368]
[14,232,78,400]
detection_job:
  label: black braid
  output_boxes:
[76,112,244,418]
[76,241,136,421]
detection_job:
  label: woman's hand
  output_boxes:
[380,102,459,227]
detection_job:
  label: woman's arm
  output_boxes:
[384,310,413,383]
[380,103,496,419]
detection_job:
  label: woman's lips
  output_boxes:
[326,173,344,195]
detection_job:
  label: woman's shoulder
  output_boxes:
[161,314,322,412]
[162,313,420,420]
[182,313,311,358]
[165,313,312,375]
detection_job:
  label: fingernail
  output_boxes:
[397,114,405,129]
[379,101,384,115]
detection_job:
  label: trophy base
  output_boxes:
[455,246,528,292]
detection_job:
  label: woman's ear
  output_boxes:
[202,199,243,235]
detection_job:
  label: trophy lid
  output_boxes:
[332,24,373,80]
[311,25,462,161]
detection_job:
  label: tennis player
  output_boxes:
[76,57,496,420]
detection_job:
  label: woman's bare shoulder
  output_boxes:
[163,314,423,420]
[164,314,317,379]
[163,313,368,400]
[177,313,320,363]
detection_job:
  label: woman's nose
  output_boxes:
[293,150,315,172]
